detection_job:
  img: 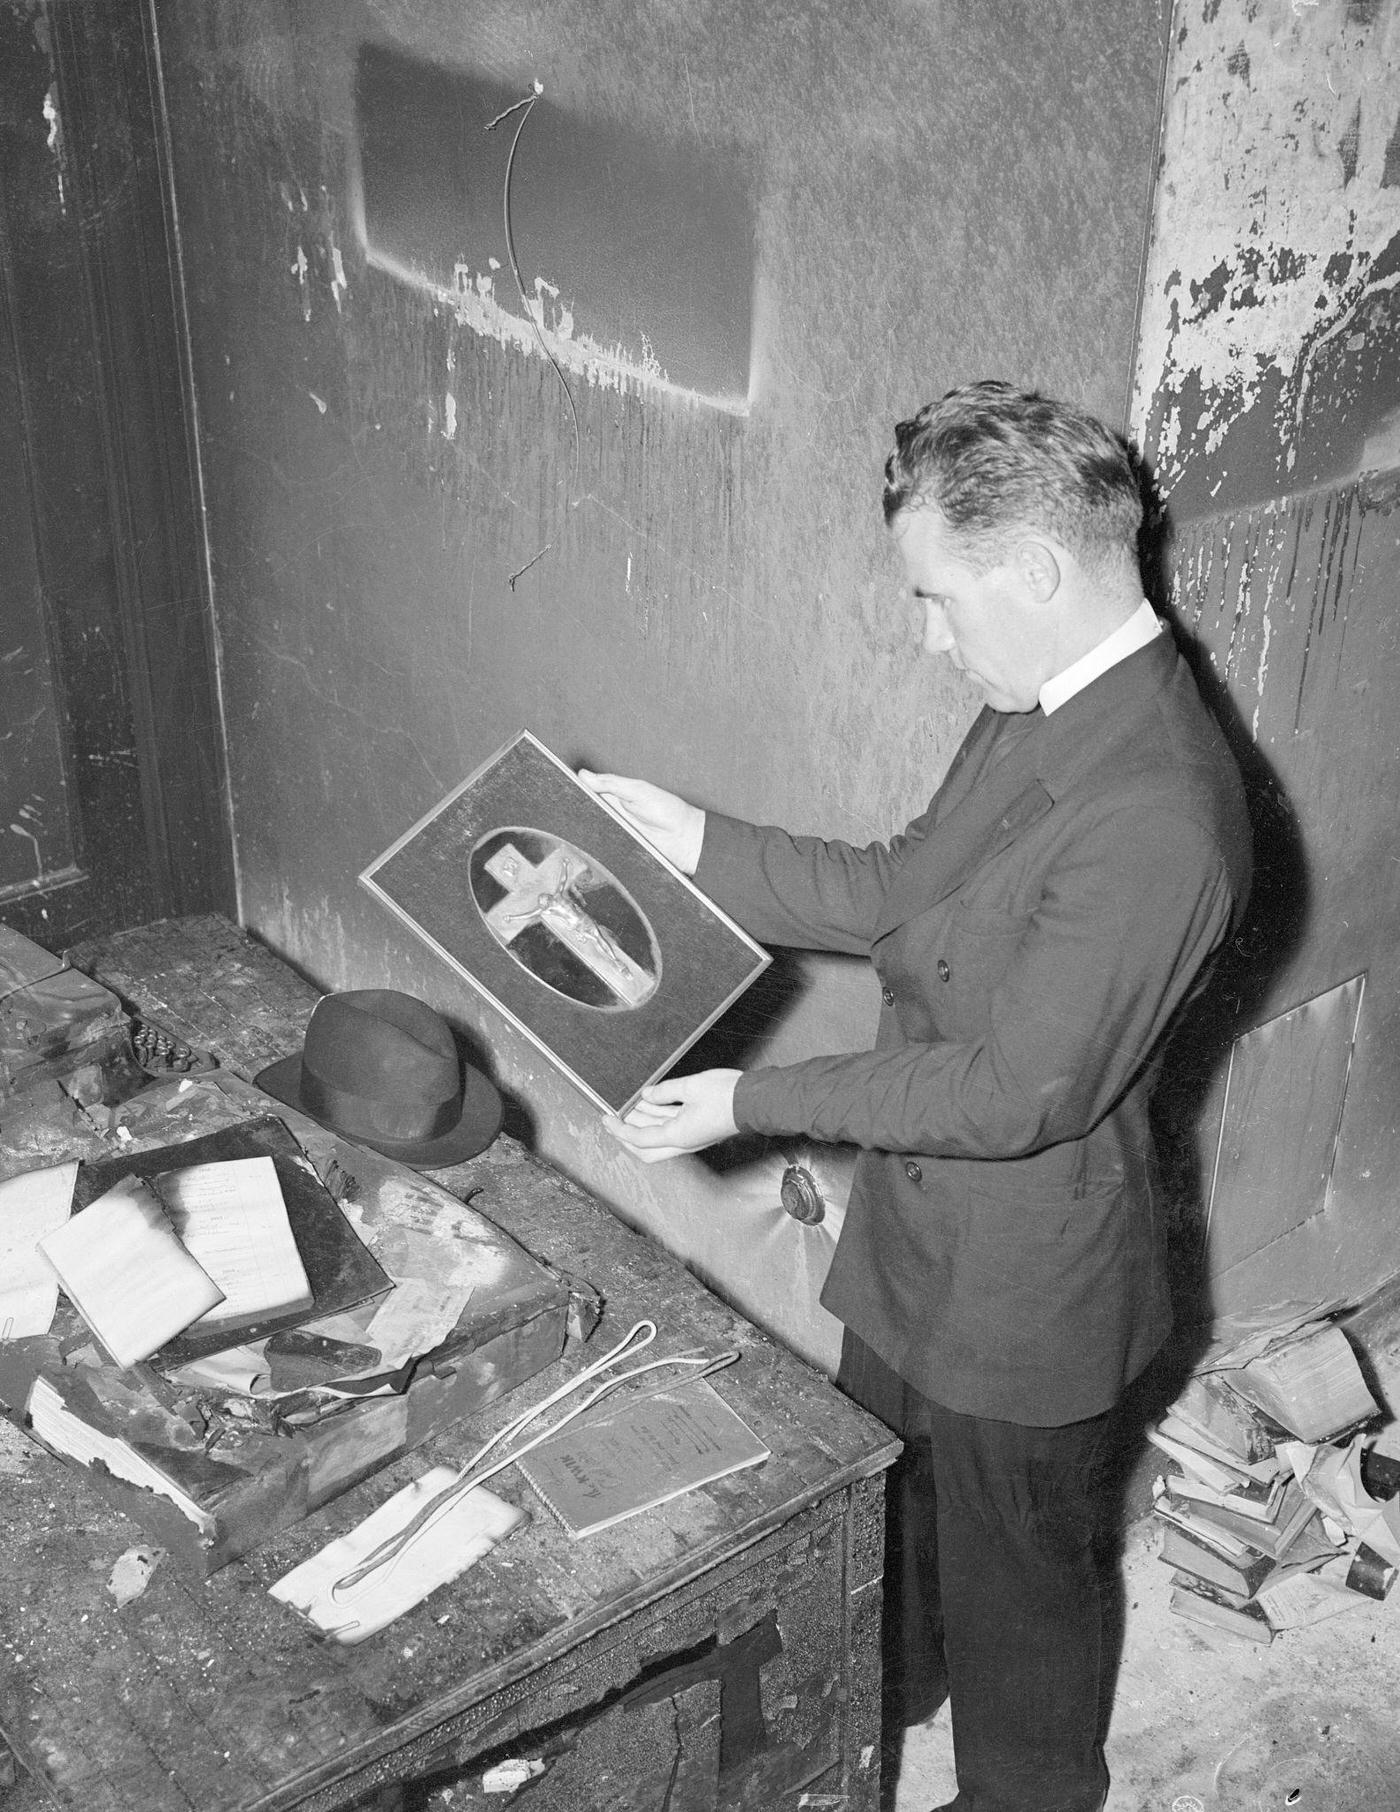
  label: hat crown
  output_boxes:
[304,991,458,1105]
[254,987,503,1167]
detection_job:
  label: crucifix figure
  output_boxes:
[481,843,656,1008]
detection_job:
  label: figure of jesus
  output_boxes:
[480,843,657,1008]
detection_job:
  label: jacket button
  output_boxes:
[881,985,895,1006]
[904,1160,922,1183]
[937,959,951,982]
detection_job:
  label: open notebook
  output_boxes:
[69,1116,392,1362]
[517,1378,770,1538]
[37,1176,224,1368]
[38,1157,313,1369]
[154,1155,312,1329]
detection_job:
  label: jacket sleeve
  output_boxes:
[695,809,930,955]
[730,799,1240,1158]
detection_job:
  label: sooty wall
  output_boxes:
[157,0,1168,1367]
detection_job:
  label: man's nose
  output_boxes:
[922,601,955,656]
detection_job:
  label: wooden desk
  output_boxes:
[0,916,898,1812]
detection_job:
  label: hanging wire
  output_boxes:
[486,83,583,515]
[327,1320,738,1602]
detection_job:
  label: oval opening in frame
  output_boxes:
[470,828,661,1011]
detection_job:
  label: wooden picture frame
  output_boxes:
[360,731,770,1114]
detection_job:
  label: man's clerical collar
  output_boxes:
[1039,599,1163,716]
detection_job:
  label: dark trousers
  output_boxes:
[838,1331,1112,1812]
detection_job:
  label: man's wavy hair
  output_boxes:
[883,381,1144,580]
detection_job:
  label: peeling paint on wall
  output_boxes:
[354,197,712,410]
[1168,483,1376,750]
[1132,0,1400,516]
[0,595,75,900]
[41,86,64,212]
[1133,0,1400,1320]
[447,257,677,401]
[291,243,310,320]
[329,239,347,313]
[1159,473,1400,1317]
[358,188,744,416]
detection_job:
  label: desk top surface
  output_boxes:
[0,915,896,1812]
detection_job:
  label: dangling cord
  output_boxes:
[486,83,582,523]
[329,1321,736,1599]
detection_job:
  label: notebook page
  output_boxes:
[37,1177,224,1367]
[270,1466,523,1642]
[156,1156,312,1326]
[0,1160,78,1339]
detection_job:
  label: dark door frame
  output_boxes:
[0,0,234,949]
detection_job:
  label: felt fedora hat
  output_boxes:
[254,989,503,1168]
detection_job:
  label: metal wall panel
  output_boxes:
[1133,0,1400,1345]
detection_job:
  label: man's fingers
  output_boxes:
[601,1114,685,1161]
[602,1069,736,1163]
[637,1083,687,1108]
[602,1111,669,1142]
[578,769,633,805]
[620,1099,679,1127]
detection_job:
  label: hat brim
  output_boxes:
[253,1053,504,1169]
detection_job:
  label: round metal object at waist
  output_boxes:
[780,1163,826,1224]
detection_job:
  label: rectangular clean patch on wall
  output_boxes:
[353,42,754,409]
[1203,972,1366,1278]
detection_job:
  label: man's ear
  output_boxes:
[1014,536,1062,604]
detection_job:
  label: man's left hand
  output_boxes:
[602,1069,741,1162]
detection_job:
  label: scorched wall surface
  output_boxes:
[157,0,1169,1367]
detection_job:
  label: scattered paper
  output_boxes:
[25,1376,213,1532]
[37,1177,224,1367]
[270,1466,523,1643]
[156,1156,311,1327]
[0,1161,77,1339]
[482,1759,548,1792]
[1147,1427,1245,1493]
[108,1544,164,1606]
[1283,1435,1400,1565]
[1254,1568,1359,1628]
[163,1344,272,1396]
[362,1279,474,1370]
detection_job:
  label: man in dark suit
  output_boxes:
[580,381,1251,1812]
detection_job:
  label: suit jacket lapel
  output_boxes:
[874,633,1180,941]
[870,707,1001,891]
[875,773,1053,939]
[932,706,1000,822]
[875,712,1052,938]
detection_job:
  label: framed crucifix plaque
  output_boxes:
[359,731,770,1114]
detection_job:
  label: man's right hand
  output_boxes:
[577,771,706,876]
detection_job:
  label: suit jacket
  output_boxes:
[695,632,1252,1425]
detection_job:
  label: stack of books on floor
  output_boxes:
[1152,1321,1400,1645]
